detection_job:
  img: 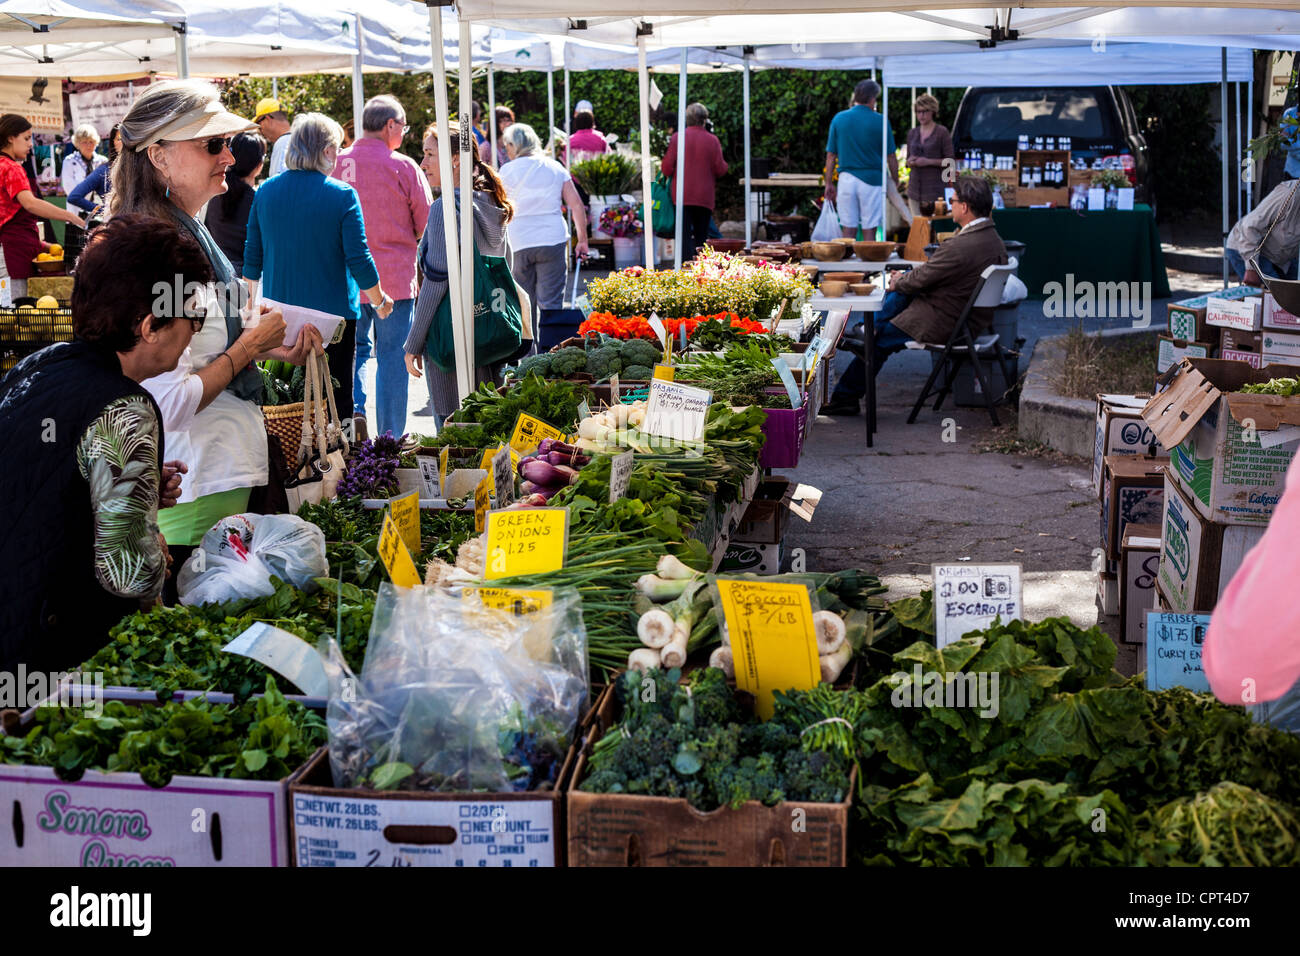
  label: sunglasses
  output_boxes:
[199,136,233,155]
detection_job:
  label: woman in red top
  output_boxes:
[662,103,728,262]
[0,115,86,298]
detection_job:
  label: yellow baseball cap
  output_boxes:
[253,98,282,122]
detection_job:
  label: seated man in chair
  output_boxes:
[824,175,1008,416]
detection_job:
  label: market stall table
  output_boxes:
[929,204,1169,300]
[809,288,887,447]
[800,257,926,272]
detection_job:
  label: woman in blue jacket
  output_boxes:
[67,124,121,222]
[243,113,392,420]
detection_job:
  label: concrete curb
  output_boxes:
[1164,249,1222,276]
[1018,328,1159,457]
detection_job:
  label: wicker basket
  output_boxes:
[263,401,305,475]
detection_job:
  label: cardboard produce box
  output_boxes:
[1157,336,1213,375]
[0,700,307,867]
[1167,286,1259,341]
[1262,329,1300,366]
[1097,571,1119,617]
[1093,394,1164,497]
[1220,348,1264,369]
[1120,523,1161,645]
[732,477,794,545]
[1142,358,1300,525]
[1100,455,1165,561]
[1205,294,1262,332]
[1219,328,1263,354]
[717,541,783,574]
[1156,469,1266,613]
[289,747,573,867]
[567,685,851,866]
[1262,292,1300,331]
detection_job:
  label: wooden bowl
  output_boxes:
[705,238,746,254]
[853,241,897,261]
[850,282,876,296]
[831,237,856,246]
[798,264,821,280]
[822,271,865,284]
[811,242,847,262]
[819,279,848,297]
[799,241,814,260]
[32,257,64,274]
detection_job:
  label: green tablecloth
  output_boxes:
[46,196,66,247]
[929,204,1169,300]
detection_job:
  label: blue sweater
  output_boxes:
[68,163,109,213]
[243,169,379,321]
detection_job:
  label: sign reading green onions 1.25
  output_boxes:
[485,508,569,579]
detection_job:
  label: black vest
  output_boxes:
[0,340,164,672]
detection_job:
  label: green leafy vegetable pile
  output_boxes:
[423,373,592,450]
[1,678,325,788]
[509,338,663,383]
[1241,376,1300,396]
[687,318,794,353]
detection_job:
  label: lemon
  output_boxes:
[48,244,62,257]
[35,253,52,262]
[35,295,59,310]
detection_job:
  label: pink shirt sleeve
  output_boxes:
[1204,451,1300,704]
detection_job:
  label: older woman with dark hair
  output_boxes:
[244,112,391,427]
[111,79,315,576]
[0,216,211,671]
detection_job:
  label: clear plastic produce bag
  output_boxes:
[323,584,589,793]
[177,513,328,606]
[811,200,841,242]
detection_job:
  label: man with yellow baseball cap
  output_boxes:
[253,97,291,177]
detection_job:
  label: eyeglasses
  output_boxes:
[200,136,233,155]
[390,118,410,135]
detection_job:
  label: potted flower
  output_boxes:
[572,153,642,238]
[1091,169,1131,209]
[600,202,645,268]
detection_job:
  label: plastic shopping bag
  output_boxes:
[811,200,841,242]
[177,513,328,606]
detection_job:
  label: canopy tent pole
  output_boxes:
[272,77,278,98]
[487,63,497,167]
[351,13,365,140]
[743,49,752,250]
[1222,48,1230,290]
[459,17,476,397]
[173,24,188,78]
[673,48,688,269]
[428,3,470,401]
[564,65,571,167]
[1234,81,1242,226]
[880,78,888,241]
[547,69,555,155]
[637,35,654,269]
[1247,70,1255,210]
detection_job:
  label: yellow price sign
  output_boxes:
[463,586,553,616]
[473,476,492,533]
[378,512,421,588]
[389,490,421,555]
[715,578,820,719]
[484,508,568,580]
[438,445,450,493]
[509,412,566,454]
[653,363,675,381]
[478,444,519,495]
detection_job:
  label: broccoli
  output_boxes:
[585,344,623,381]
[620,338,662,368]
[621,364,654,381]
[549,346,587,377]
[510,352,552,379]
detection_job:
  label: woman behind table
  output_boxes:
[905,94,954,216]
[0,216,210,672]
[498,122,589,342]
[111,79,319,591]
[60,125,106,263]
[0,114,86,298]
[405,121,515,426]
[204,131,265,275]
[662,103,728,263]
[68,124,122,227]
[244,113,391,426]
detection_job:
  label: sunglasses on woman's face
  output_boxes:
[200,136,233,155]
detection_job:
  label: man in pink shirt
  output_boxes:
[1204,452,1300,724]
[662,102,728,262]
[334,94,433,435]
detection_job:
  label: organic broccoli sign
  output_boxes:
[715,577,820,719]
[484,508,568,579]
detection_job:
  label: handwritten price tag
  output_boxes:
[474,476,492,533]
[378,512,421,588]
[609,450,634,503]
[492,446,516,507]
[510,412,566,454]
[485,508,568,580]
[643,380,712,442]
[418,455,441,498]
[389,490,421,555]
[715,577,820,718]
[463,586,554,616]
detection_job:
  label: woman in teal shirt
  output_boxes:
[243,113,392,418]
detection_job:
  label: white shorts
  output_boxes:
[837,171,884,232]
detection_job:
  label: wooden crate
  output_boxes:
[1014,149,1070,207]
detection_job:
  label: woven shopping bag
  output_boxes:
[263,399,306,478]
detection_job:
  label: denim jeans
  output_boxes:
[362,298,414,439]
[832,291,914,400]
[353,306,373,415]
[1225,247,1298,283]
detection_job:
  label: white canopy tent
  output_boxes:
[0,0,184,77]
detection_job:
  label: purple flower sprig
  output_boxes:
[338,430,404,498]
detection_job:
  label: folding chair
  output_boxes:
[905,257,1019,427]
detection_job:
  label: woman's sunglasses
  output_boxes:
[197,136,232,155]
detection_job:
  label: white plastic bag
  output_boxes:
[177,513,328,606]
[811,200,841,242]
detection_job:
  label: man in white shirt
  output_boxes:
[1225,179,1300,285]
[254,98,292,178]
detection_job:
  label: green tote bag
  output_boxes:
[425,244,524,373]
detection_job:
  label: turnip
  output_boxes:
[628,647,661,673]
[637,608,674,648]
[820,643,853,683]
[813,611,847,654]
[708,644,734,678]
